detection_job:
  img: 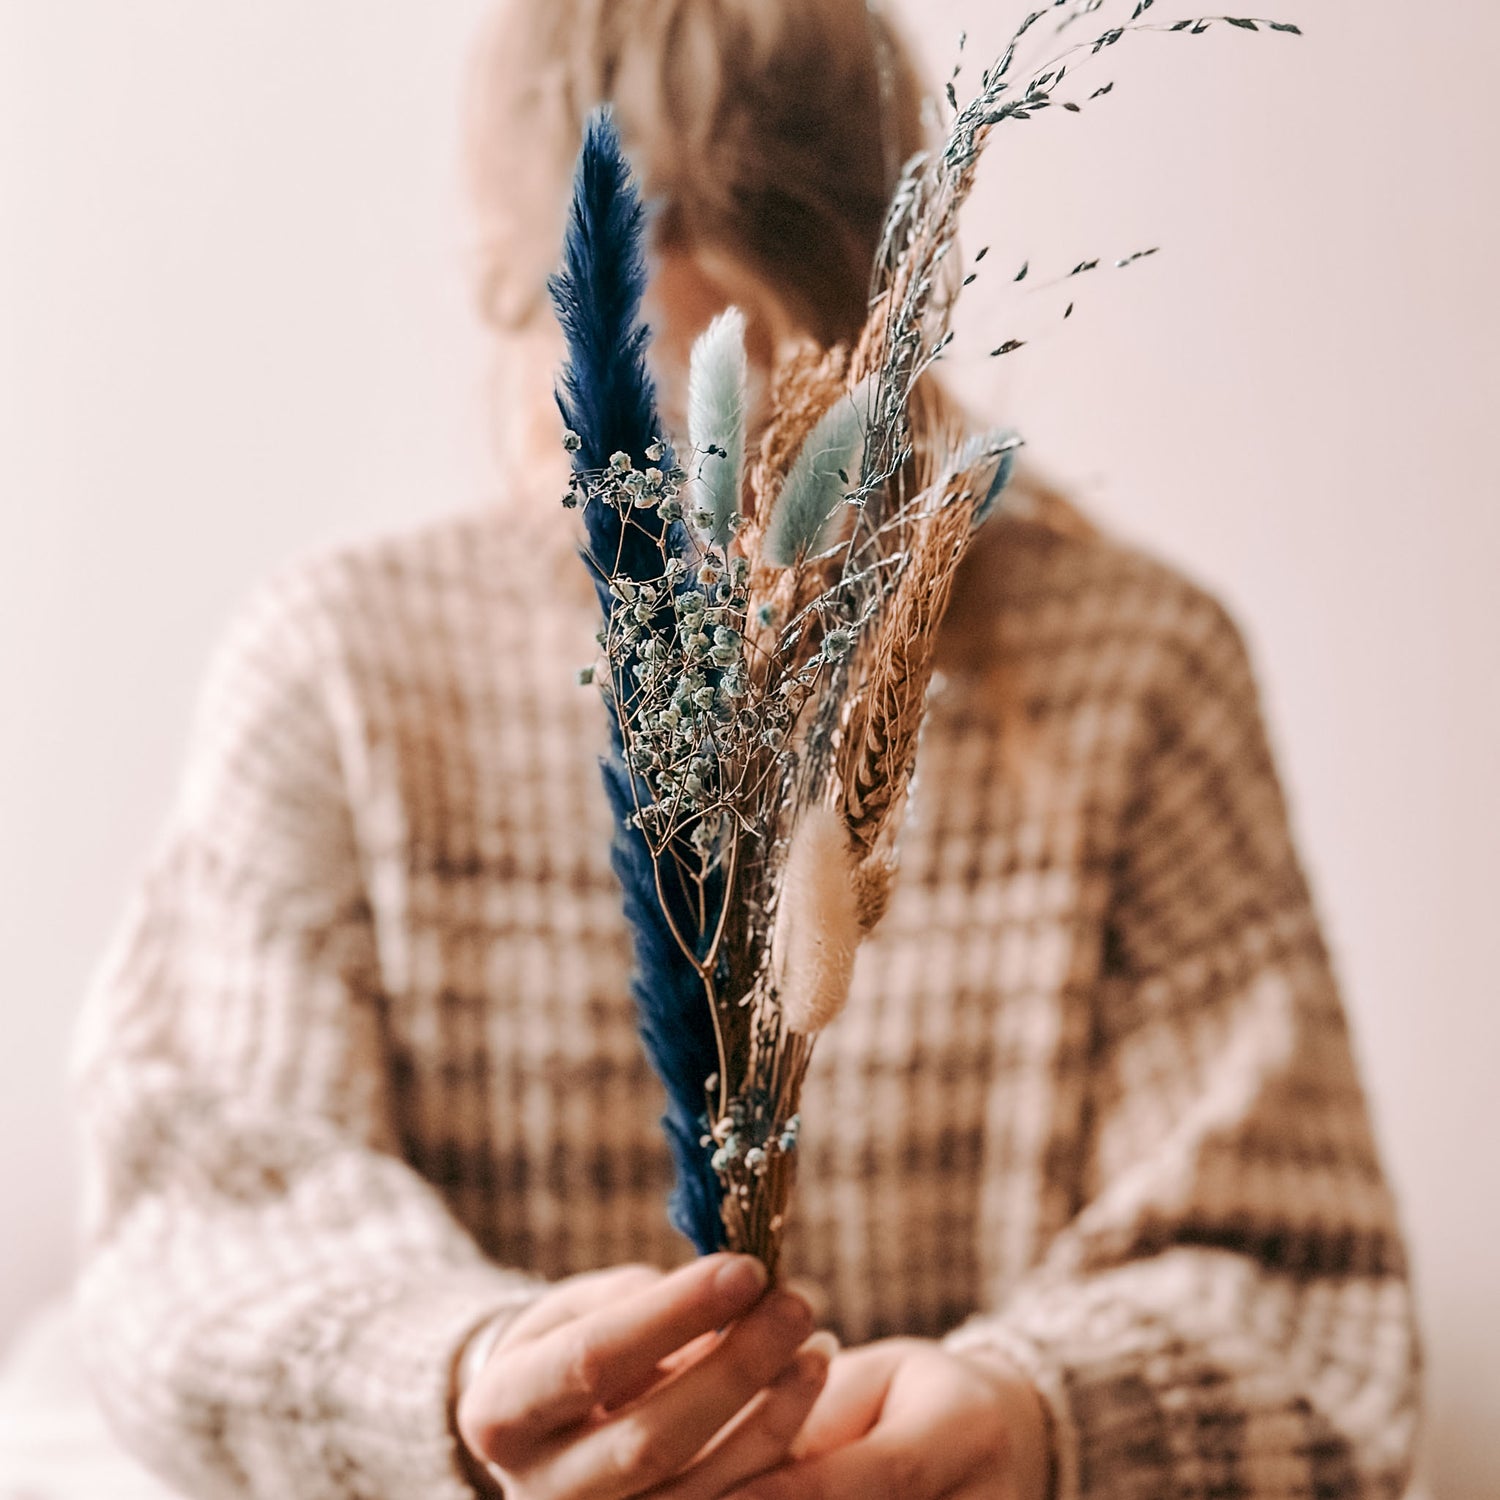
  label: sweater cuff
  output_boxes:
[945,1318,1077,1500]
[316,1264,544,1500]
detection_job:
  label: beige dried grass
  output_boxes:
[840,486,976,858]
[748,341,852,510]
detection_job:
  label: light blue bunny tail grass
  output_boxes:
[687,308,748,552]
[946,429,1023,527]
[762,378,877,567]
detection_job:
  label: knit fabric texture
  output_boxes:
[71,499,1420,1499]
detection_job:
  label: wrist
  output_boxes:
[456,1310,514,1403]
[957,1345,1056,1500]
[449,1311,519,1498]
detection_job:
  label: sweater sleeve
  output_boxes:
[70,567,542,1499]
[944,590,1421,1500]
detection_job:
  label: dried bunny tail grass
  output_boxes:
[749,342,851,516]
[762,378,876,567]
[737,343,866,685]
[950,429,1022,527]
[773,804,862,1035]
[688,307,749,551]
[840,489,975,855]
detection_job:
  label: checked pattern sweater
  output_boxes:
[72,496,1420,1498]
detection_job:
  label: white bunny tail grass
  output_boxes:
[774,805,862,1035]
[688,307,749,551]
[761,378,875,567]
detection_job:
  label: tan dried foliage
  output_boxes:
[839,489,975,858]
[851,853,895,932]
[748,341,851,509]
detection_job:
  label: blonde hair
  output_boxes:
[467,0,1095,770]
[466,0,925,344]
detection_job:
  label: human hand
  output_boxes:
[455,1254,831,1500]
[722,1337,1051,1500]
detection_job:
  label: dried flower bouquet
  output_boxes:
[548,2,1300,1274]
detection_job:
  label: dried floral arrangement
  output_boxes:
[548,2,1300,1274]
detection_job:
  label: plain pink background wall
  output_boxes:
[1,3,1494,1493]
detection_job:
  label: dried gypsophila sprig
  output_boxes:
[557,4,1303,1272]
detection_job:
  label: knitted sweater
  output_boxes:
[71,498,1420,1499]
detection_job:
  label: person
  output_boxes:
[70,1,1421,1497]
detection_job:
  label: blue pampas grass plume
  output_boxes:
[763,378,875,566]
[687,308,748,552]
[600,761,726,1255]
[548,108,674,612]
[549,109,658,475]
[548,107,725,1255]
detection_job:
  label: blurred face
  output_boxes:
[643,246,785,443]
[497,244,794,492]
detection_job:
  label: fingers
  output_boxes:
[561,1254,773,1409]
[783,1277,830,1327]
[727,1358,981,1500]
[499,1264,664,1349]
[786,1342,897,1460]
[642,1333,836,1500]
[535,1287,815,1500]
[650,1327,724,1389]
[726,1434,955,1500]
[462,1254,770,1469]
[825,1370,993,1499]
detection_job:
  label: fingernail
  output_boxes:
[714,1254,769,1302]
[781,1348,831,1391]
[786,1277,831,1324]
[769,1290,814,1337]
[800,1329,840,1364]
